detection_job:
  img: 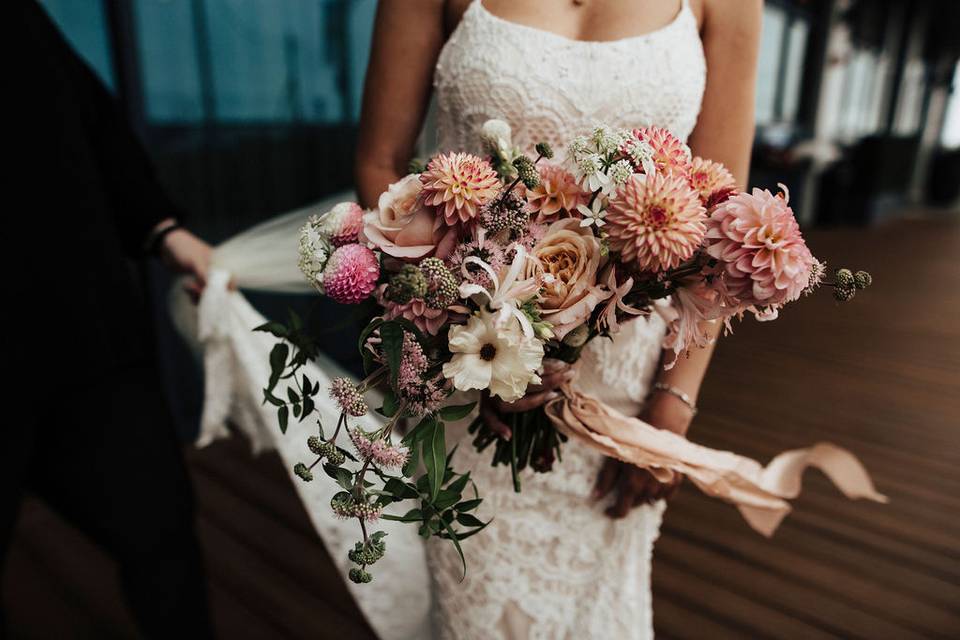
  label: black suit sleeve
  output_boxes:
[25,0,185,257]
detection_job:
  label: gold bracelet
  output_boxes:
[650,383,698,416]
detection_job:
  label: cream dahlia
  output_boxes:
[624,126,692,179]
[704,186,815,311]
[526,163,588,218]
[605,172,707,272]
[442,308,544,402]
[420,152,501,225]
[688,157,737,205]
[322,244,380,304]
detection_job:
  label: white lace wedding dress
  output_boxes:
[425,1,706,638]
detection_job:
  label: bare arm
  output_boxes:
[354,1,447,208]
[649,0,763,433]
[597,0,763,516]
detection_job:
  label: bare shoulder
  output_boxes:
[695,0,763,36]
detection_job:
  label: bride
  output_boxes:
[354,0,762,637]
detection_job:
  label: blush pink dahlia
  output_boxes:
[322,244,380,304]
[420,152,501,225]
[605,172,707,272]
[688,157,737,206]
[625,126,692,179]
[323,202,365,247]
[705,186,815,311]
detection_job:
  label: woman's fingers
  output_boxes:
[592,458,621,500]
[480,400,512,440]
[495,390,561,413]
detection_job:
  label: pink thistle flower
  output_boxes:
[330,377,368,417]
[605,172,707,272]
[704,185,815,314]
[624,126,692,179]
[526,163,588,219]
[396,332,450,416]
[322,243,380,304]
[324,202,365,247]
[421,152,501,225]
[688,157,737,206]
[348,428,410,469]
[377,285,466,335]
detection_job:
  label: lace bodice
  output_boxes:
[434,0,706,155]
[428,3,707,639]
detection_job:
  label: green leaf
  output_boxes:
[423,421,446,501]
[277,405,289,434]
[455,498,482,512]
[446,472,470,497]
[402,416,436,446]
[379,389,399,418]
[262,389,285,407]
[438,402,477,422]
[441,520,468,580]
[268,343,289,391]
[381,508,423,523]
[300,396,314,422]
[456,513,485,527]
[433,490,460,512]
[379,321,405,388]
[334,467,353,491]
[402,443,419,478]
[253,321,288,337]
[384,477,418,500]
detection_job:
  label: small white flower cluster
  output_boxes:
[298,215,331,290]
[566,125,632,196]
[624,137,657,176]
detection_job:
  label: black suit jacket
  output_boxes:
[14,1,185,375]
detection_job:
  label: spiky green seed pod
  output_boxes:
[348,537,386,566]
[293,463,313,482]
[326,448,346,466]
[348,567,373,584]
[835,268,855,290]
[307,435,324,456]
[833,285,856,302]
[512,155,541,189]
[386,264,428,304]
[854,270,872,289]
[535,142,554,159]
[408,157,427,174]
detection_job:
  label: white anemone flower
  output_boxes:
[442,308,544,402]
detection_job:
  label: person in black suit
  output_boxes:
[4,2,213,636]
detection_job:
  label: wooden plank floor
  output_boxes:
[4,216,959,639]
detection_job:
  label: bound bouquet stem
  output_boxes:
[259,120,874,582]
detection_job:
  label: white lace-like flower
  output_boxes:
[569,135,592,159]
[609,159,634,186]
[625,138,657,176]
[572,153,613,194]
[576,198,607,228]
[442,308,544,402]
[298,215,331,288]
[592,125,626,155]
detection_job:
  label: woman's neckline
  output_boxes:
[473,0,689,46]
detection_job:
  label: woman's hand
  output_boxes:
[479,359,575,440]
[159,226,213,302]
[592,390,695,518]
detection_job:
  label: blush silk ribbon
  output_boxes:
[544,383,887,536]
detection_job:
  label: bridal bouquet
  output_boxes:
[258,120,872,583]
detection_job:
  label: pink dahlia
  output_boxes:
[322,243,380,304]
[688,157,737,206]
[323,202,364,246]
[624,126,692,179]
[420,152,501,225]
[526,163,588,218]
[705,186,815,311]
[605,172,707,273]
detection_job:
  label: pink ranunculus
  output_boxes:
[704,185,815,314]
[361,174,456,260]
[526,218,611,339]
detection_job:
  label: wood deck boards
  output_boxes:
[4,217,958,639]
